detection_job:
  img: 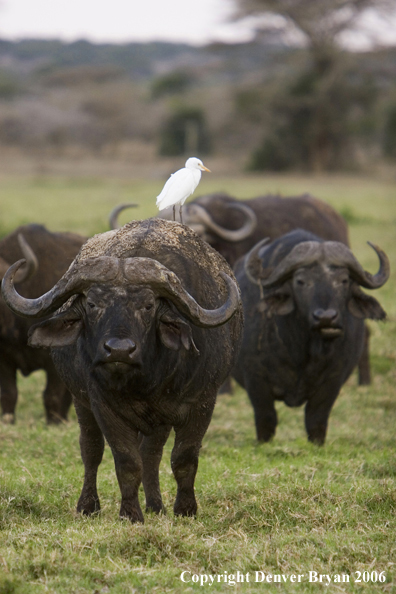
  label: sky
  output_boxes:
[0,0,253,46]
[1,0,396,49]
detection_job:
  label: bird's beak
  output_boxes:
[200,165,211,172]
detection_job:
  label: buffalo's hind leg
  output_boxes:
[0,362,18,424]
[74,400,104,515]
[357,324,371,386]
[43,363,71,424]
[140,425,172,514]
[172,400,215,517]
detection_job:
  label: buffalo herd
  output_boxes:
[0,191,390,521]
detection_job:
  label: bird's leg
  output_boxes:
[180,205,183,224]
[172,205,176,221]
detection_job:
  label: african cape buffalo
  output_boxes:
[159,193,349,266]
[232,230,389,445]
[0,224,86,423]
[2,219,243,522]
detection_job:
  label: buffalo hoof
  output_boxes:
[146,500,166,515]
[358,375,371,386]
[77,495,101,516]
[174,496,197,517]
[307,433,326,446]
[119,502,144,523]
[2,413,15,424]
[46,414,65,425]
[256,429,276,443]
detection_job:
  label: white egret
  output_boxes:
[156,157,211,223]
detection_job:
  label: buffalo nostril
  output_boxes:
[313,309,338,322]
[104,338,136,356]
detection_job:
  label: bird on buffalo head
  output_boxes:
[156,157,211,223]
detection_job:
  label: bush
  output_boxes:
[247,136,292,171]
[383,104,396,158]
[0,70,21,100]
[151,72,192,99]
[158,105,211,156]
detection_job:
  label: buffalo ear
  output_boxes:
[348,285,386,320]
[28,310,83,348]
[262,287,295,316]
[158,312,200,355]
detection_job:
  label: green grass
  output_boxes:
[0,171,395,593]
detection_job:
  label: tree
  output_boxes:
[234,0,395,60]
[233,0,395,171]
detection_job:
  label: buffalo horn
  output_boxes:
[108,203,138,230]
[244,238,271,286]
[246,240,390,290]
[2,256,240,327]
[322,241,390,289]
[0,234,39,284]
[122,258,240,328]
[188,203,257,242]
[1,257,121,318]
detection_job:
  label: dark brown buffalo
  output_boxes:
[159,193,349,266]
[233,230,389,445]
[0,224,86,423]
[2,219,243,522]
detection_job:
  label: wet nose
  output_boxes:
[313,309,338,323]
[104,338,136,359]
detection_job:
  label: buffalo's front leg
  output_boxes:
[95,404,144,522]
[74,400,104,515]
[172,401,214,517]
[140,425,172,514]
[112,445,144,522]
[304,390,339,445]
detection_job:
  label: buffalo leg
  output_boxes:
[59,388,73,421]
[172,402,214,517]
[304,392,338,445]
[111,434,144,522]
[94,404,144,522]
[43,364,70,424]
[74,400,105,515]
[245,379,277,442]
[0,363,18,424]
[140,425,172,514]
[357,324,371,386]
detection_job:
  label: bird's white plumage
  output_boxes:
[156,157,210,212]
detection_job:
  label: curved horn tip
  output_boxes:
[256,237,271,254]
[1,259,27,310]
[244,237,271,287]
[109,203,139,230]
[4,258,27,280]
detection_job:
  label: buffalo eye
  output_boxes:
[145,303,153,311]
[87,300,96,310]
[296,279,305,287]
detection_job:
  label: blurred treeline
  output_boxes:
[0,36,396,172]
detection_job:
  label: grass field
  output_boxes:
[0,170,395,593]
